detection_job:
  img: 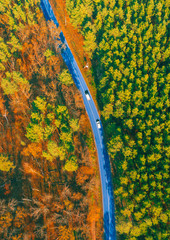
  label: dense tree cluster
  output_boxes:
[25,96,79,171]
[0,0,102,239]
[66,0,169,239]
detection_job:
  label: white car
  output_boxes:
[85,90,90,100]
[96,119,101,129]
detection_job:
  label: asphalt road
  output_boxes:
[40,0,116,239]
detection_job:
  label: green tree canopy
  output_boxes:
[58,69,74,86]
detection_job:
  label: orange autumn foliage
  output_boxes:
[87,206,101,223]
[0,94,5,114]
[18,21,61,81]
[0,1,102,238]
[4,183,11,195]
[22,143,42,158]
[79,114,90,135]
[74,92,84,109]
[72,192,83,201]
[23,162,43,178]
[76,169,90,185]
[79,166,94,175]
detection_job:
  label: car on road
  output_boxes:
[96,119,101,129]
[85,90,90,100]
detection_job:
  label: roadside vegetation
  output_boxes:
[65,0,169,239]
[0,0,102,239]
[49,0,100,111]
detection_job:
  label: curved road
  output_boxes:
[40,1,116,239]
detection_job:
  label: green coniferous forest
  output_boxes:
[65,0,169,239]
